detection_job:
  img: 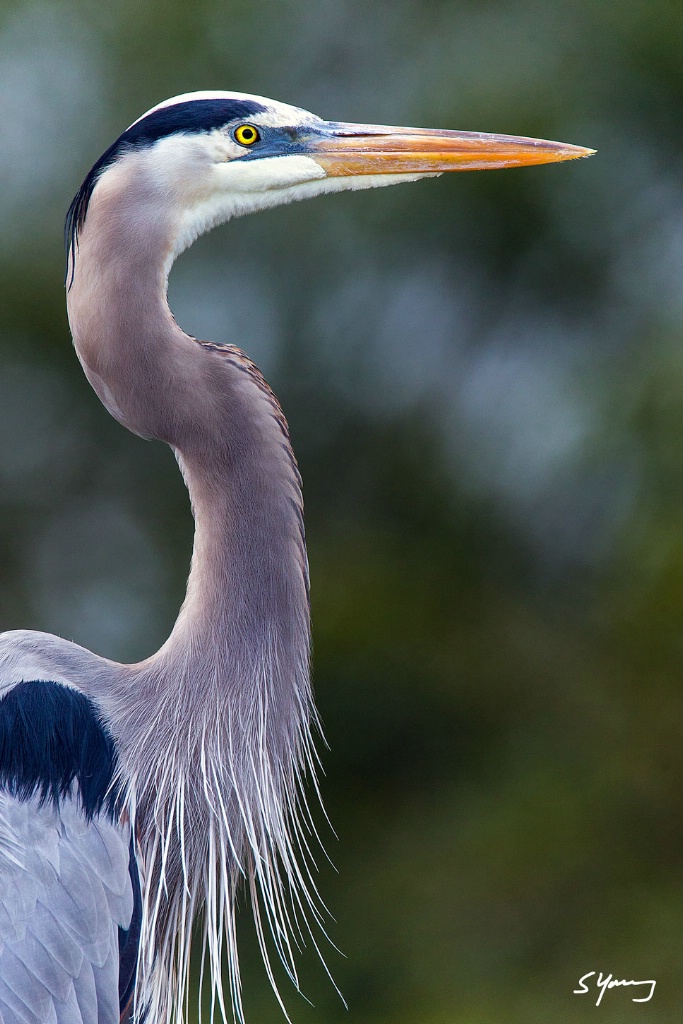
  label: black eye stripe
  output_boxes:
[65,98,268,281]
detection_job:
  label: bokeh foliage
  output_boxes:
[1,0,683,1020]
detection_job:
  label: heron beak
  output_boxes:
[309,122,595,176]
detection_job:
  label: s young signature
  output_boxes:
[574,971,656,1005]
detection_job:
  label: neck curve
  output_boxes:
[66,153,310,682]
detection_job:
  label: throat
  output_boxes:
[113,339,313,754]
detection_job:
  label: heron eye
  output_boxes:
[234,124,260,147]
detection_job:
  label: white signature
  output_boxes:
[574,971,656,1005]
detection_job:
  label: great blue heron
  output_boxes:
[0,91,592,1024]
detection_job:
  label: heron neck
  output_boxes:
[66,193,311,734]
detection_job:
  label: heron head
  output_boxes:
[66,90,594,275]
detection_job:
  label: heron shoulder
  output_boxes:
[0,630,122,819]
[0,628,111,696]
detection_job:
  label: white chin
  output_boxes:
[227,168,439,226]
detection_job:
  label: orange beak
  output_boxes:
[308,122,595,176]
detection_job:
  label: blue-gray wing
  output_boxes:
[0,793,134,1024]
[0,679,136,1024]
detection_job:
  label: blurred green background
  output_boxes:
[1,0,682,1020]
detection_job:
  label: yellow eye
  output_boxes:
[234,124,260,146]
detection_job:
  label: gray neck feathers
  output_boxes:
[66,161,320,1024]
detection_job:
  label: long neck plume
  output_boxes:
[66,163,322,1024]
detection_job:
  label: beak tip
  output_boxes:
[546,143,596,165]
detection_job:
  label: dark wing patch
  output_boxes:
[65,96,267,282]
[0,680,119,820]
